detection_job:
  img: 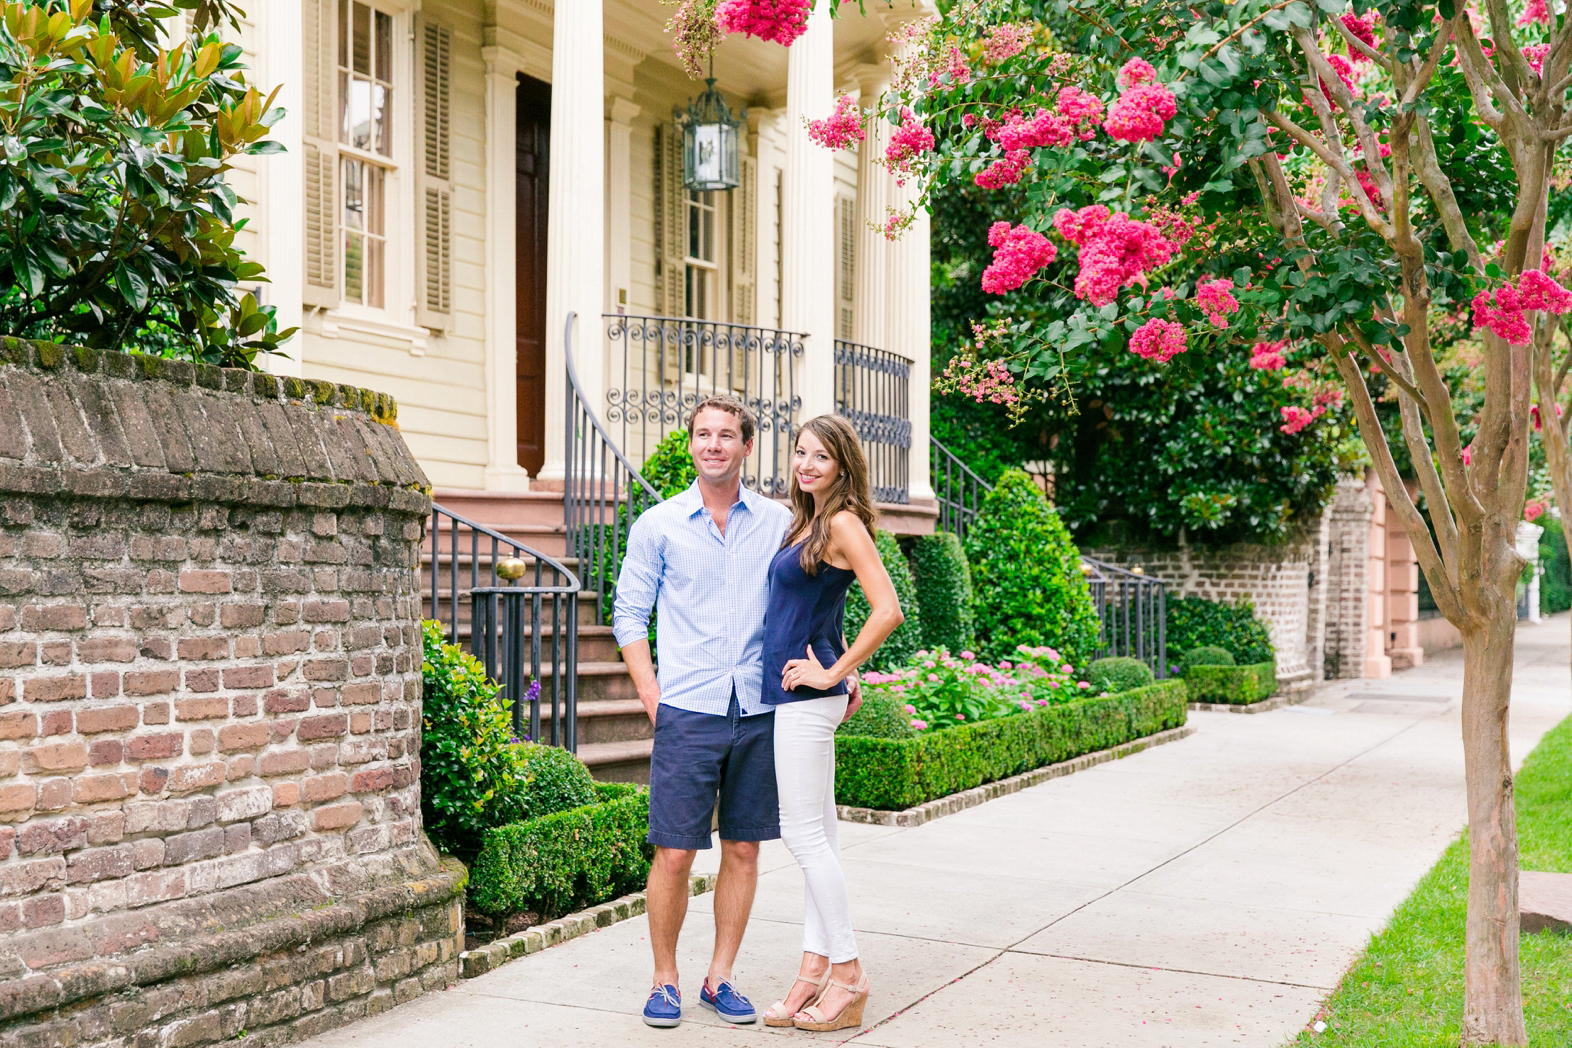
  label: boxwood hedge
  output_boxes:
[1184,661,1277,704]
[834,680,1188,811]
[468,782,654,917]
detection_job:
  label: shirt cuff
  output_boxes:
[612,620,649,648]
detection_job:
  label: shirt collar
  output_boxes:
[672,479,757,518]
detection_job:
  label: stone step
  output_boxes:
[574,698,653,746]
[578,738,654,785]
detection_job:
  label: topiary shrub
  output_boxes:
[1181,645,1236,673]
[1166,596,1275,664]
[1540,524,1571,616]
[420,621,529,860]
[515,742,597,821]
[844,529,924,673]
[1085,656,1154,695]
[964,469,1100,665]
[640,428,699,497]
[838,691,918,740]
[912,531,975,656]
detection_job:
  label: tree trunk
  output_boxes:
[1459,600,1528,1047]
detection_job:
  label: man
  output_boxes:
[612,395,793,1028]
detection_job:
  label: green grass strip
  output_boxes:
[1290,715,1572,1046]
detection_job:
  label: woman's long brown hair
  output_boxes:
[786,415,877,574]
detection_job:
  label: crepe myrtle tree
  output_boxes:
[670,0,1572,1042]
[0,0,291,366]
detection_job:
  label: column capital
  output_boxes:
[852,62,890,96]
[482,44,527,78]
[608,96,641,126]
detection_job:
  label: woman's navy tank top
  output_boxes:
[761,540,857,705]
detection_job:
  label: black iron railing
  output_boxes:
[1081,558,1168,679]
[568,314,664,625]
[930,436,991,542]
[834,340,912,504]
[426,504,581,749]
[603,313,805,496]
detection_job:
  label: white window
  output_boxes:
[685,189,719,322]
[338,0,395,308]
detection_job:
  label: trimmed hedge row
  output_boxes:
[834,680,1189,811]
[468,782,654,917]
[1184,661,1277,704]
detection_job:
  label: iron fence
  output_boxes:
[834,341,912,504]
[930,436,991,543]
[568,314,664,625]
[426,503,580,749]
[603,313,805,496]
[1081,558,1168,679]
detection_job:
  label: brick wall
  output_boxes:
[0,341,462,1045]
[1323,477,1374,679]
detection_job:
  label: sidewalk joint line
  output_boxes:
[1013,950,1333,990]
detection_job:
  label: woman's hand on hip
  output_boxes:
[841,673,863,723]
[781,646,840,692]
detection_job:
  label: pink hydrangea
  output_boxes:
[1195,277,1240,327]
[1280,405,1320,434]
[716,0,810,46]
[1128,318,1188,363]
[1341,11,1377,48]
[1118,58,1158,89]
[807,94,864,150]
[910,718,928,730]
[885,108,935,184]
[982,22,1033,64]
[975,149,1032,189]
[1249,341,1288,370]
[1104,83,1177,142]
[1519,0,1551,25]
[981,221,1056,294]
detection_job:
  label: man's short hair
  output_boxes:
[686,394,757,445]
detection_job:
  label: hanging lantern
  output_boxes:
[676,78,743,192]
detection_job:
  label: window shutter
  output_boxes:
[302,0,339,309]
[838,196,855,340]
[417,20,453,329]
[655,123,686,383]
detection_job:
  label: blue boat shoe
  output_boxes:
[699,979,758,1023]
[643,984,682,1028]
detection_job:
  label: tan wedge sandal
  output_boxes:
[792,972,870,1032]
[763,969,830,1028]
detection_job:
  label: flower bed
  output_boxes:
[1184,661,1277,704]
[467,782,654,919]
[835,680,1188,811]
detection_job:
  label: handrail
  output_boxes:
[836,340,913,505]
[929,435,992,542]
[566,312,662,505]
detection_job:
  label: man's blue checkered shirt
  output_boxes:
[611,481,793,717]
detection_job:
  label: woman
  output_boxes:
[758,415,905,1032]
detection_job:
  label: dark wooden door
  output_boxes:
[515,75,551,475]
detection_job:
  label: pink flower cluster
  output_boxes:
[885,109,935,184]
[1052,205,1177,306]
[808,94,864,150]
[1532,402,1563,430]
[1525,43,1551,76]
[981,221,1056,293]
[1129,318,1188,363]
[1519,0,1551,26]
[942,356,1023,405]
[975,149,1031,189]
[1249,341,1288,370]
[974,88,1103,191]
[1279,406,1319,434]
[1104,59,1176,143]
[933,45,972,86]
[1341,11,1377,48]
[1195,277,1240,327]
[982,22,1033,65]
[1525,498,1549,523]
[1320,54,1358,105]
[1471,269,1572,345]
[716,0,810,46]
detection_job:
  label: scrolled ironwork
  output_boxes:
[834,340,913,505]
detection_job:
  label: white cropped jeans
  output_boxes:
[774,694,858,963]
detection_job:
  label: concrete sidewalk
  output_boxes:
[297,616,1572,1048]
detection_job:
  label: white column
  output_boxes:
[1518,521,1544,623]
[852,66,889,352]
[781,3,836,421]
[483,47,531,491]
[538,0,605,485]
[887,128,933,502]
[606,97,640,315]
[257,1,304,378]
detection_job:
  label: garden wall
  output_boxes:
[1088,535,1321,690]
[0,341,463,1047]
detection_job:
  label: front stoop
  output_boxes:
[458,874,717,979]
[836,725,1197,828]
[1520,871,1572,934]
[0,847,465,1048]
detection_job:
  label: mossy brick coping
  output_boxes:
[0,336,431,512]
[0,853,466,1024]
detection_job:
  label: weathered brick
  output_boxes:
[67,844,134,884]
[176,636,231,660]
[163,827,224,865]
[74,773,132,804]
[312,801,364,831]
[75,636,138,662]
[24,740,87,773]
[125,732,183,761]
[341,682,382,706]
[298,713,349,741]
[301,772,349,804]
[20,603,87,630]
[21,893,64,928]
[217,722,269,752]
[178,569,232,593]
[77,705,138,734]
[0,640,36,668]
[351,767,395,793]
[17,816,88,856]
[174,696,229,721]
[23,673,86,702]
[220,602,266,628]
[258,748,312,777]
[124,669,180,696]
[166,761,226,794]
[223,665,275,689]
[0,711,38,740]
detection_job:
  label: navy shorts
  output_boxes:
[647,696,780,850]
